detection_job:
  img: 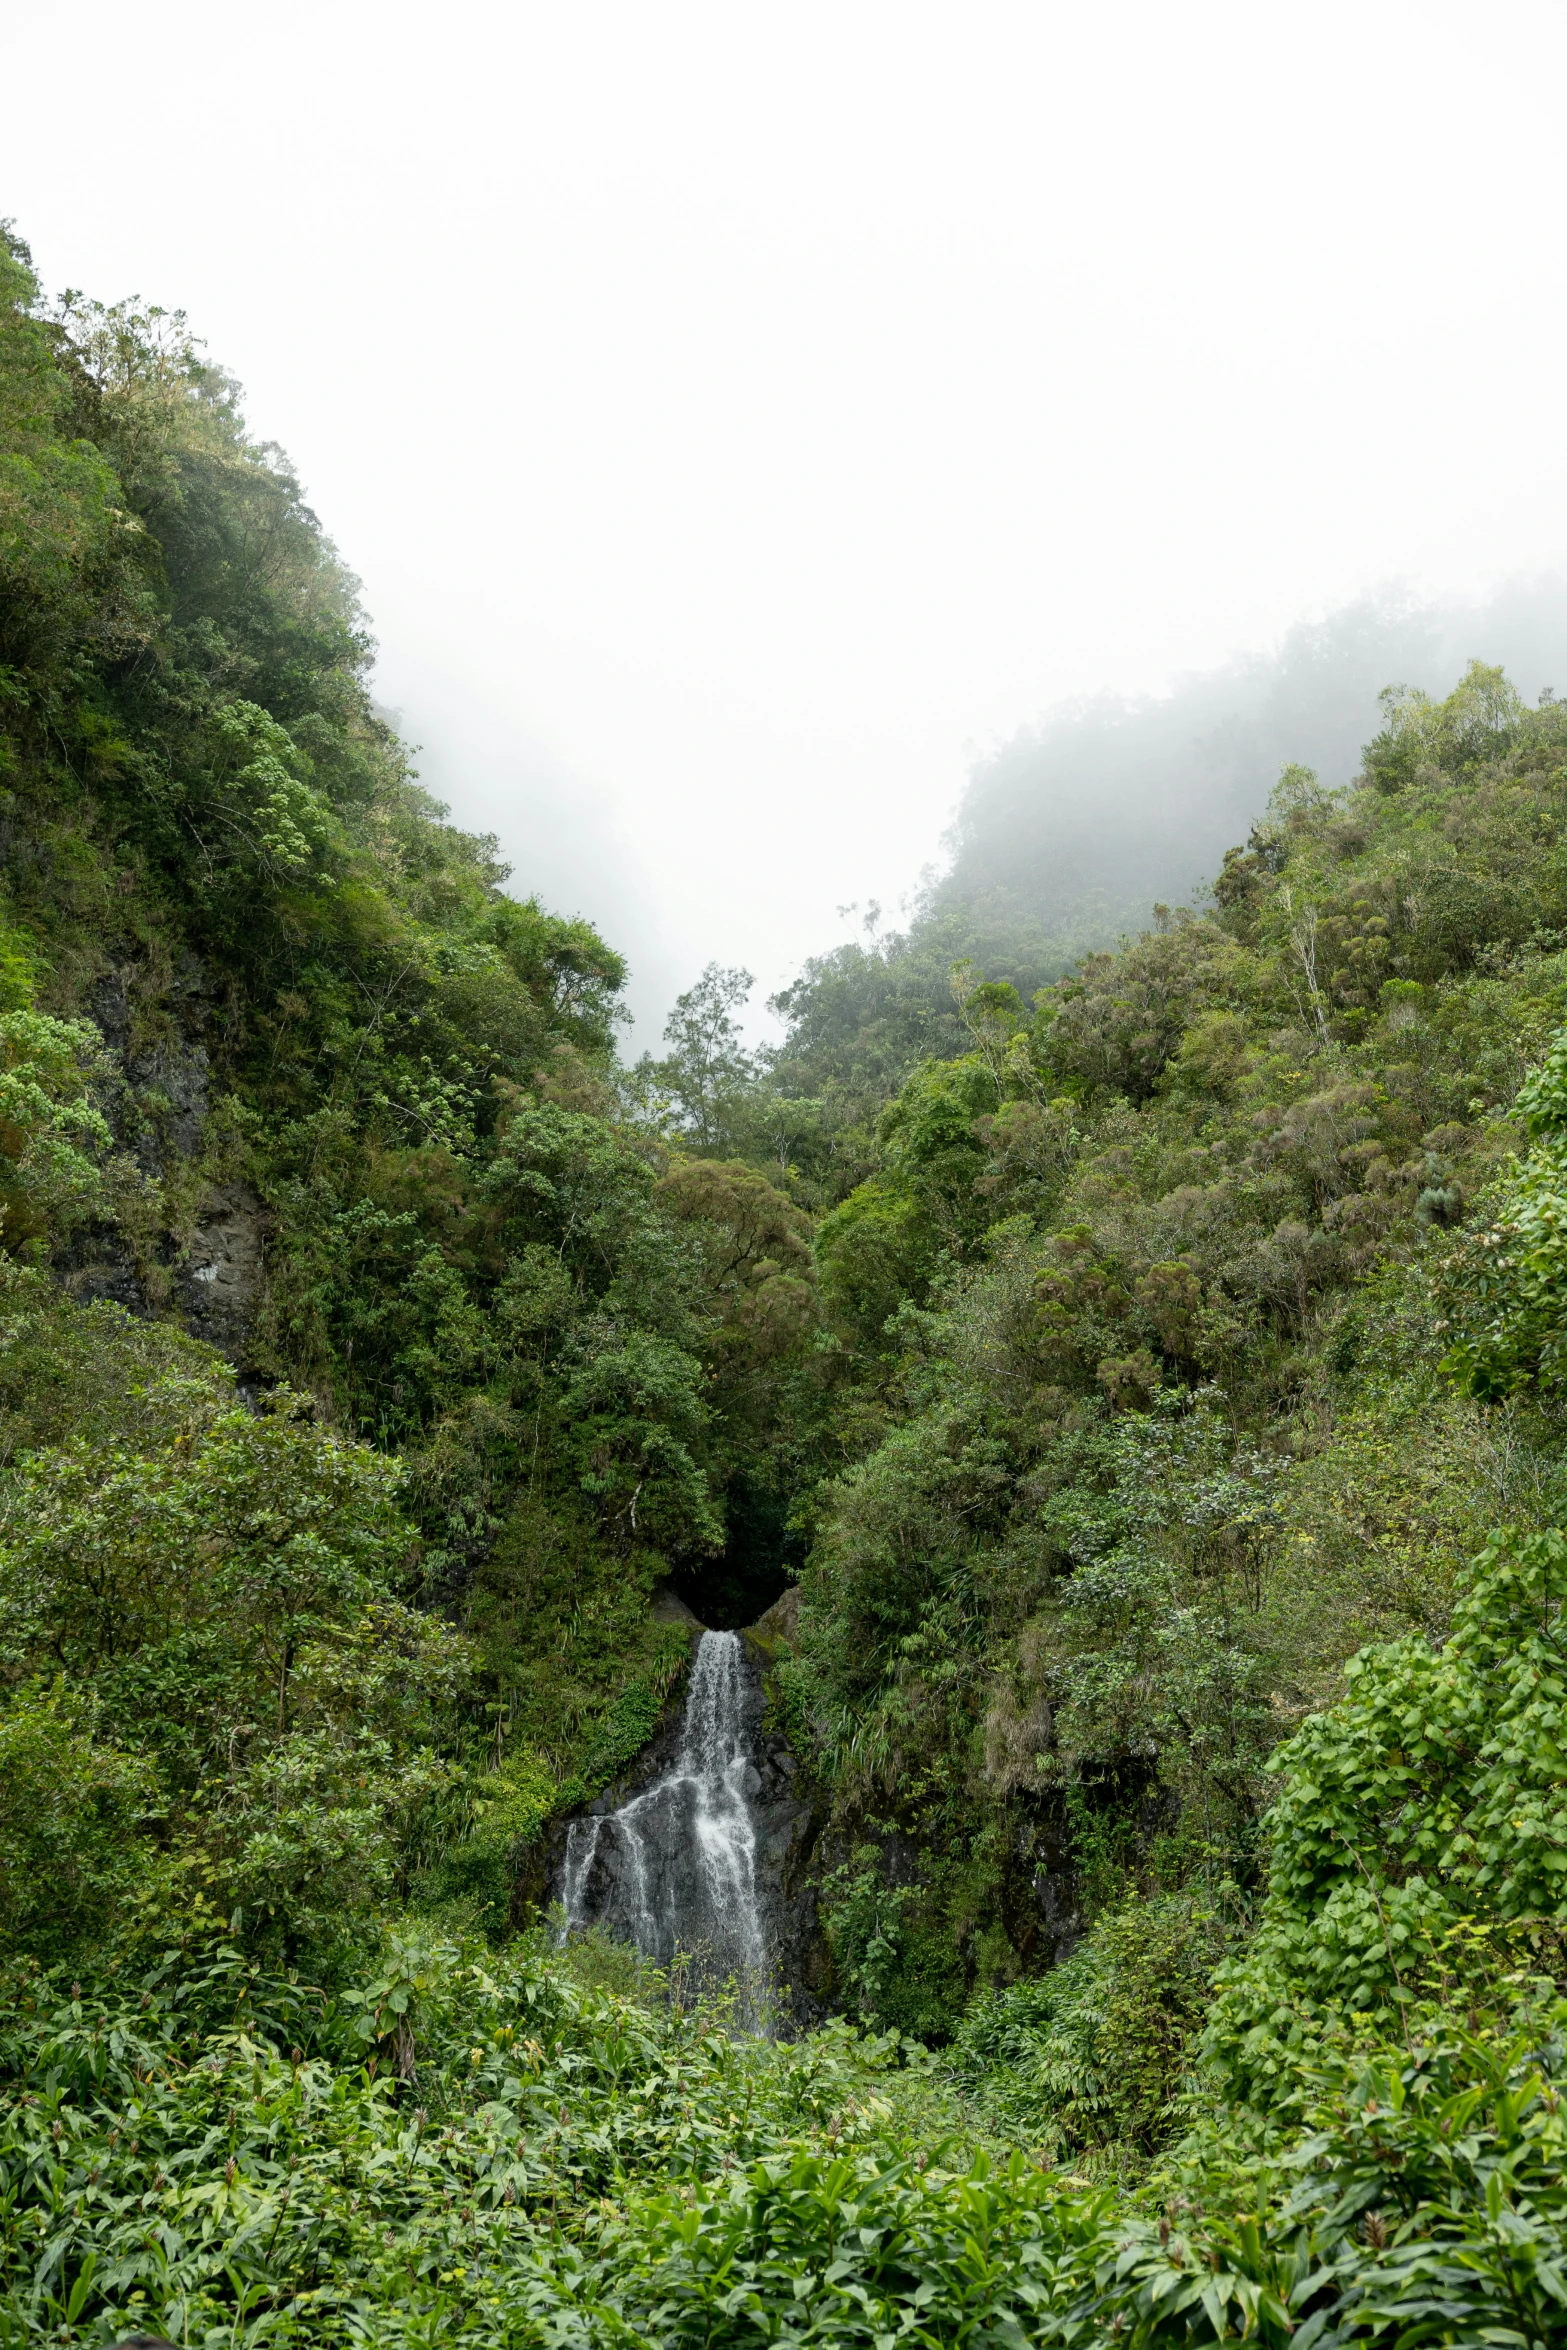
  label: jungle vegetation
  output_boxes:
[3,223,1567,2344]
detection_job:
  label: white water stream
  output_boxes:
[561,1630,765,1980]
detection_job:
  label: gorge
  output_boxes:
[3,225,1567,2348]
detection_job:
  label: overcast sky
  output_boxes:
[9,0,1567,1037]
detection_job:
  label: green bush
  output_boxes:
[4,1932,1566,2348]
[1440,1019,1567,1399]
[0,1682,156,1959]
[953,1895,1223,2161]
[821,1847,970,2041]
[1207,1523,1567,2112]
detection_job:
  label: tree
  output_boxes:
[647,962,757,1149]
[0,1393,416,1760]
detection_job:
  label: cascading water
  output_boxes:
[561,1630,766,1983]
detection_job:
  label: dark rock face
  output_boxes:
[53,1218,149,1318]
[88,960,212,1178]
[749,1685,831,2015]
[52,963,269,1374]
[995,1765,1179,1973]
[177,1181,269,1359]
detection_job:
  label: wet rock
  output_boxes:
[748,1584,802,1651]
[54,1222,149,1316]
[89,961,212,1181]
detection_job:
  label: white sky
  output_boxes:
[8,0,1567,1038]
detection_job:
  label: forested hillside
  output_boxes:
[5,226,1567,2347]
[758,578,1567,1113]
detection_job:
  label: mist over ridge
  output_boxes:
[916,573,1567,991]
[741,575,1567,1103]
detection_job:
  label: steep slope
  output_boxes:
[761,583,1567,1172]
[784,661,1567,2104]
[0,229,825,1958]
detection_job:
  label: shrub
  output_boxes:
[952,1895,1223,2161]
[0,1681,156,1959]
[1206,1523,1567,2112]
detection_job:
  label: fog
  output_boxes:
[8,1,1567,1037]
[936,577,1567,987]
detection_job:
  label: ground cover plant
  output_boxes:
[5,1927,1567,2346]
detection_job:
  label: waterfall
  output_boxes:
[561,1630,765,1983]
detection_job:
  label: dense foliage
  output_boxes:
[5,223,1567,2344]
[6,1929,1567,2347]
[0,218,835,1815]
[740,669,1567,2060]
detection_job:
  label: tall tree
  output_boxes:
[646,962,756,1149]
